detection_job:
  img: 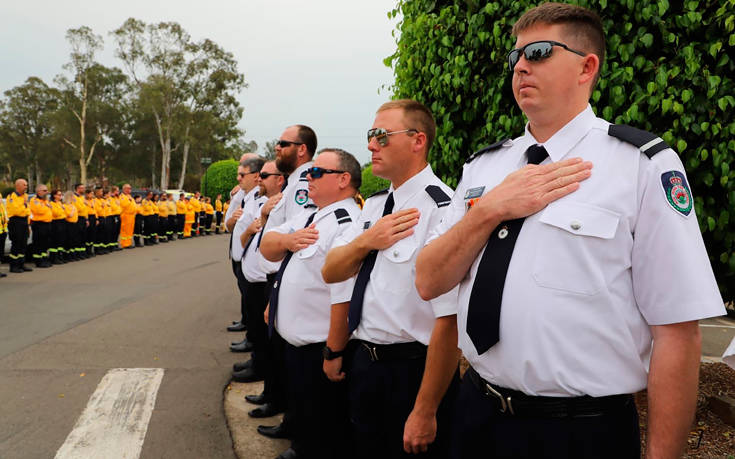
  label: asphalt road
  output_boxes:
[0,234,242,459]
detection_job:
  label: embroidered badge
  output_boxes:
[464,186,485,212]
[661,170,692,217]
[295,189,309,205]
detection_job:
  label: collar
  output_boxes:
[313,197,357,224]
[522,104,596,163]
[390,164,435,210]
[292,161,314,180]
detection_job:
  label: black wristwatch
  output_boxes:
[322,345,344,361]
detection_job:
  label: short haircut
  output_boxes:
[512,3,605,87]
[240,156,265,174]
[293,124,318,157]
[378,99,436,157]
[74,183,83,191]
[318,148,362,191]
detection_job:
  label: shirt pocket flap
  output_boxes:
[539,202,620,239]
[297,244,318,259]
[380,237,417,263]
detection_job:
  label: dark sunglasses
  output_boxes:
[238,171,258,177]
[259,172,282,179]
[507,40,586,71]
[367,128,418,147]
[307,167,346,179]
[276,140,304,148]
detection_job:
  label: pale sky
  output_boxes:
[1,0,399,165]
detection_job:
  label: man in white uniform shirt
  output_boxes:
[261,148,362,459]
[228,156,265,342]
[415,4,726,458]
[225,152,261,233]
[322,99,459,458]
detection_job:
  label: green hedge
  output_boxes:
[201,159,238,201]
[360,164,391,198]
[387,0,735,299]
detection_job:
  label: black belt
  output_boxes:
[357,340,427,362]
[466,367,633,418]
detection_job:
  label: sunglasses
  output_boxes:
[238,171,258,177]
[276,140,304,148]
[307,167,346,179]
[367,128,418,147]
[507,40,586,71]
[259,172,282,179]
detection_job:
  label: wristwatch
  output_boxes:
[322,345,344,361]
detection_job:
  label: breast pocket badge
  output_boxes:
[464,186,485,212]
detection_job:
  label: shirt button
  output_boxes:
[498,227,509,239]
[273,281,279,288]
[393,250,399,258]
[570,221,582,231]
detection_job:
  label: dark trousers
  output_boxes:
[243,279,268,375]
[449,374,640,459]
[348,344,458,459]
[144,215,157,243]
[284,341,350,459]
[0,232,6,262]
[168,216,176,239]
[86,215,97,254]
[95,217,107,251]
[263,275,288,409]
[113,215,121,247]
[31,221,51,264]
[105,216,115,248]
[134,215,143,246]
[9,217,29,264]
[51,219,67,260]
[215,211,223,233]
[76,217,87,255]
[66,220,80,256]
[231,259,249,328]
[158,217,168,240]
[177,214,185,236]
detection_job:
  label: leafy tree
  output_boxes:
[360,164,390,198]
[200,159,238,200]
[263,139,278,160]
[387,0,735,298]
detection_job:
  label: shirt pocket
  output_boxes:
[532,201,620,296]
[375,237,418,295]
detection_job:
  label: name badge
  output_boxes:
[464,186,485,211]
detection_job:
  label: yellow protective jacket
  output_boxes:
[120,194,137,216]
[6,192,31,218]
[176,200,187,215]
[190,198,202,213]
[185,203,195,223]
[64,203,78,223]
[51,201,66,220]
[167,201,176,216]
[157,201,169,218]
[74,194,88,218]
[205,203,214,214]
[85,198,96,217]
[30,197,53,223]
[215,199,223,212]
[151,201,159,216]
[0,193,8,233]
[110,197,122,216]
[94,198,107,218]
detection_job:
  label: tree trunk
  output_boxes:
[177,124,191,189]
[151,144,157,188]
[79,157,87,185]
[34,160,41,190]
[27,165,33,192]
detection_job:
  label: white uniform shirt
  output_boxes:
[259,161,314,274]
[225,188,246,223]
[230,187,259,261]
[333,165,457,345]
[431,105,725,396]
[241,194,268,283]
[723,337,735,370]
[273,198,361,346]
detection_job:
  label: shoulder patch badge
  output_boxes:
[661,171,692,217]
[295,189,309,205]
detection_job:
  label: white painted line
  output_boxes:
[55,368,164,459]
[699,324,735,329]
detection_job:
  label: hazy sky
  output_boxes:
[1,0,399,165]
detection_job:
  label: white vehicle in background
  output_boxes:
[165,189,193,201]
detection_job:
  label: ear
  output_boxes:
[340,172,351,190]
[578,53,600,87]
[412,131,428,156]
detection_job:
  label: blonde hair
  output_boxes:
[63,191,76,204]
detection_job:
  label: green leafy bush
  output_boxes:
[387,0,735,299]
[360,164,391,198]
[201,159,238,200]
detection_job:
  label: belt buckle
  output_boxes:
[362,342,379,361]
[484,383,515,415]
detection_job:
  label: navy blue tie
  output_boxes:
[268,211,317,337]
[348,192,394,333]
[466,145,548,354]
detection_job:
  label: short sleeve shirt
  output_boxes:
[230,187,259,261]
[273,198,362,346]
[431,105,725,396]
[333,165,458,345]
[241,194,268,283]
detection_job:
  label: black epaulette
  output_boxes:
[333,208,352,224]
[299,170,309,181]
[425,185,451,208]
[304,203,317,209]
[466,138,511,163]
[608,124,670,159]
[367,188,389,199]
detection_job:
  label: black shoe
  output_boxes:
[257,423,291,439]
[36,261,51,268]
[248,402,282,418]
[230,340,254,353]
[275,447,300,459]
[233,359,253,372]
[227,322,247,332]
[22,265,33,272]
[245,392,267,405]
[0,272,6,278]
[231,367,264,383]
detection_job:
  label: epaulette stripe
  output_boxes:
[300,170,309,178]
[466,138,511,163]
[304,203,317,209]
[367,188,389,199]
[425,185,451,208]
[608,124,670,159]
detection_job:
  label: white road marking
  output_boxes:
[55,368,164,459]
